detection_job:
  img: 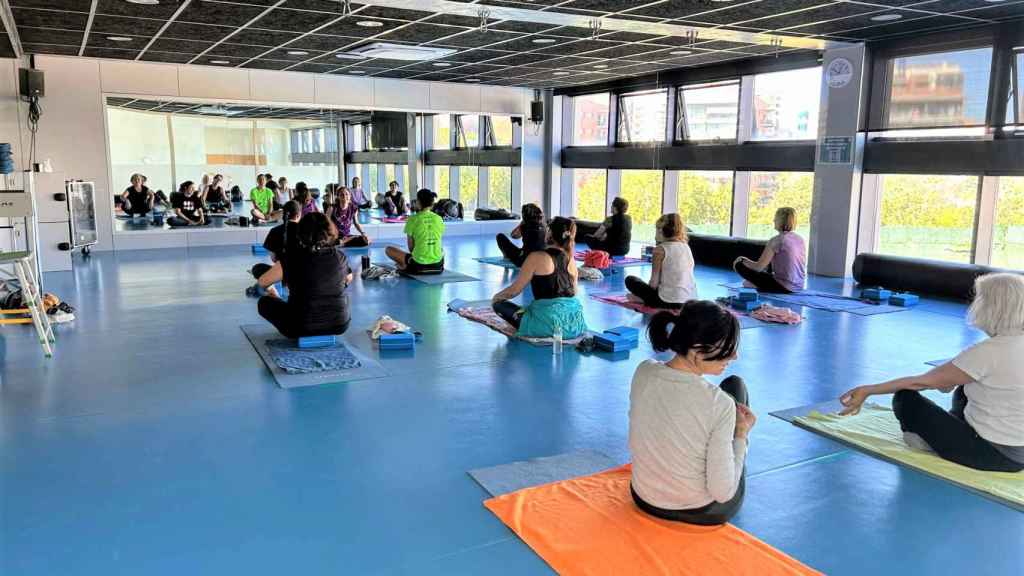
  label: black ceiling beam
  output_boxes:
[864,138,1024,176]
[561,142,815,172]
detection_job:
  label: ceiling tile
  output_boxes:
[356,6,434,21]
[688,1,835,25]
[12,7,89,30]
[148,38,216,55]
[445,63,509,75]
[280,0,354,11]
[91,15,166,36]
[597,31,666,43]
[409,71,463,82]
[161,22,237,43]
[318,16,407,37]
[624,0,742,20]
[444,48,515,63]
[250,8,339,33]
[542,56,606,68]
[95,0,179,19]
[955,3,1024,20]
[423,13,491,28]
[581,43,667,61]
[491,21,560,34]
[176,1,267,27]
[365,68,421,78]
[375,22,468,44]
[429,29,524,48]
[207,43,270,59]
[552,0,660,13]
[10,0,89,11]
[86,34,151,49]
[0,35,13,59]
[82,46,140,60]
[242,60,294,70]
[196,55,249,66]
[489,35,577,52]
[263,48,328,61]
[285,34,360,51]
[18,27,83,46]
[534,39,617,56]
[743,2,878,30]
[839,14,983,39]
[139,51,196,64]
[289,62,342,73]
[545,26,597,39]
[21,42,80,55]
[224,28,301,47]
[487,52,559,67]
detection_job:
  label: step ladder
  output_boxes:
[0,251,55,357]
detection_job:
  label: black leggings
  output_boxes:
[893,389,1024,473]
[632,375,749,526]
[257,296,349,340]
[733,260,791,294]
[493,300,524,329]
[496,233,527,267]
[624,276,682,310]
[585,236,628,257]
[251,263,273,280]
[341,235,369,248]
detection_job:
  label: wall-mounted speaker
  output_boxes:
[530,100,544,125]
[18,68,44,98]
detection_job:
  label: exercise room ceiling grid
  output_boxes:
[104,96,371,120]
[3,0,1023,89]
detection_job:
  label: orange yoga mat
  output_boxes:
[484,465,821,576]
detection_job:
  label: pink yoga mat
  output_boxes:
[589,293,675,315]
[457,306,588,346]
[574,252,646,266]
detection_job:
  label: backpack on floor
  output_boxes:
[433,199,463,220]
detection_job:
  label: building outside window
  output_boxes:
[752,67,821,140]
[573,93,609,146]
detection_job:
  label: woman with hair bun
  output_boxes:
[491,217,587,339]
[629,301,755,525]
[625,213,696,309]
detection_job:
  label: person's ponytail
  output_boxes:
[647,311,678,353]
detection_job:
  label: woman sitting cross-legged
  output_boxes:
[257,212,353,339]
[630,301,755,526]
[495,202,547,268]
[167,181,206,227]
[326,186,371,248]
[732,207,805,294]
[491,217,587,339]
[625,213,697,310]
[838,273,1024,473]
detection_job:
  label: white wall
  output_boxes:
[2,55,535,251]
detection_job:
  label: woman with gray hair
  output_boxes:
[838,273,1024,472]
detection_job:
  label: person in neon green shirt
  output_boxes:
[386,188,445,274]
[250,174,280,223]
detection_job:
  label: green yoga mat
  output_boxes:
[791,404,1024,510]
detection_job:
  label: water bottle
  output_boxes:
[552,322,563,356]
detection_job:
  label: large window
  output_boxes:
[350,123,365,152]
[487,166,512,210]
[367,164,379,196]
[991,177,1024,269]
[107,108,173,197]
[746,172,814,239]
[886,47,992,129]
[457,115,479,148]
[384,164,396,187]
[676,171,734,236]
[677,81,740,141]
[434,166,450,199]
[459,166,479,213]
[877,174,978,263]
[1006,51,1023,128]
[574,169,607,222]
[573,93,609,146]
[618,170,664,243]
[433,114,451,150]
[752,67,821,141]
[617,89,667,144]
[488,116,514,147]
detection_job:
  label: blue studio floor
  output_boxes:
[2,236,1021,575]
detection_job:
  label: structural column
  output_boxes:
[808,44,868,277]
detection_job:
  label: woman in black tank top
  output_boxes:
[496,203,548,267]
[492,218,577,329]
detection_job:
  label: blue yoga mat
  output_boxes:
[475,256,519,269]
[241,325,389,389]
[468,450,620,497]
[722,283,907,315]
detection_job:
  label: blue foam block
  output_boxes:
[297,335,336,349]
[600,266,623,277]
[251,244,268,255]
[861,287,892,301]
[605,326,639,343]
[736,288,758,301]
[595,332,638,352]
[729,297,760,312]
[890,293,919,307]
[379,332,415,349]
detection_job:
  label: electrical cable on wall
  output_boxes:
[26,96,41,170]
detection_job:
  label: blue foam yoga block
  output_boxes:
[729,297,760,312]
[251,244,268,255]
[379,332,415,350]
[861,287,892,301]
[605,326,639,343]
[890,293,919,307]
[736,288,758,301]
[595,332,638,352]
[600,266,622,277]
[298,335,336,349]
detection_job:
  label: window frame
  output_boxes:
[616,88,669,145]
[674,79,741,144]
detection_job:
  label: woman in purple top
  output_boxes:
[349,177,372,210]
[733,207,806,293]
[294,182,320,216]
[326,187,370,247]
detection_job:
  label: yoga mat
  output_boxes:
[372,263,480,285]
[589,293,776,330]
[474,256,519,269]
[721,284,908,315]
[453,303,588,347]
[241,325,388,389]
[469,450,619,497]
[778,402,1024,510]
[485,465,822,576]
[926,358,952,367]
[266,338,362,374]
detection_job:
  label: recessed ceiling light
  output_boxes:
[107,36,133,42]
[349,70,367,74]
[464,78,480,82]
[553,71,571,76]
[871,13,903,22]
[126,0,160,4]
[532,38,556,44]
[287,50,309,56]
[210,60,231,65]
[356,20,384,28]
[594,64,608,69]
[669,50,692,56]
[432,62,452,67]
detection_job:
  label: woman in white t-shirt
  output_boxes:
[629,301,757,525]
[625,213,697,309]
[839,273,1024,472]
